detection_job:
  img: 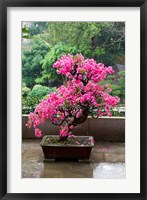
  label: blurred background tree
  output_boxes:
[22,39,50,88]
[22,21,125,114]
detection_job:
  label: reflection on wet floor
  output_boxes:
[93,163,125,179]
[22,139,125,178]
[41,162,93,178]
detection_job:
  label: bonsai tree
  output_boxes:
[27,54,120,140]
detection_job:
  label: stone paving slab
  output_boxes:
[22,139,125,178]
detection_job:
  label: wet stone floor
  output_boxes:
[22,139,125,178]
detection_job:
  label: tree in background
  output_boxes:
[22,22,125,88]
[22,22,125,114]
[22,84,57,114]
[40,22,125,65]
[22,22,48,38]
[95,22,125,65]
[29,22,48,36]
[40,22,107,59]
[22,38,50,88]
[28,84,56,99]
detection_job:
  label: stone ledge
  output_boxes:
[22,115,125,142]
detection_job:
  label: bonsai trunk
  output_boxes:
[59,108,89,141]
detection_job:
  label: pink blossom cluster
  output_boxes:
[26,54,120,139]
[53,54,114,83]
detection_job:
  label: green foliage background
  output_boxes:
[22,22,125,115]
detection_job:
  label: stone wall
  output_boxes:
[22,115,125,142]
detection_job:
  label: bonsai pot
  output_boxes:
[40,135,94,162]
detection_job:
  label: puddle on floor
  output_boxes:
[22,160,125,179]
[93,163,125,179]
[22,140,125,178]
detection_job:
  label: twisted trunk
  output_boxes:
[59,108,89,141]
[73,108,89,125]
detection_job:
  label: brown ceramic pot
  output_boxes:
[40,135,94,162]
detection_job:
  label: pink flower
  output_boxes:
[75,141,80,145]
[76,109,83,118]
[69,125,74,130]
[78,75,82,80]
[106,66,114,74]
[91,138,94,144]
[35,129,42,138]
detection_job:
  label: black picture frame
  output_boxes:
[0,0,147,199]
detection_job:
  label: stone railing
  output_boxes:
[22,115,125,142]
